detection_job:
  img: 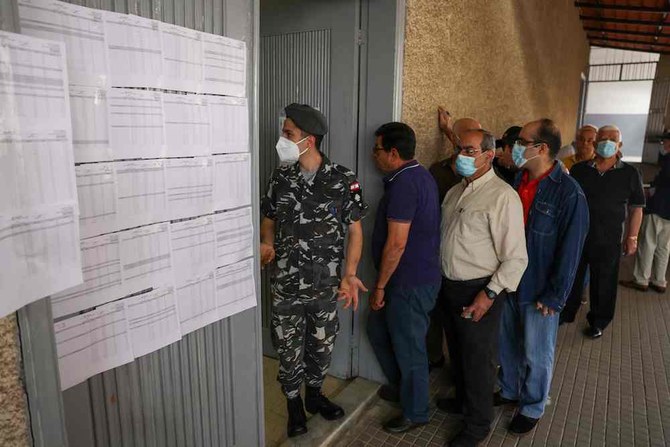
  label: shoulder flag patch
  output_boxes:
[350,181,361,192]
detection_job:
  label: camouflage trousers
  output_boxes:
[271,287,340,399]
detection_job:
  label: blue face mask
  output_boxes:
[596,140,618,158]
[456,153,483,177]
[512,142,541,168]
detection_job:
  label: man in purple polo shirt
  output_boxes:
[366,122,442,434]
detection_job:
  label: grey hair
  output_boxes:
[598,125,623,142]
[462,128,496,151]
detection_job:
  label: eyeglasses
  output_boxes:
[455,146,485,157]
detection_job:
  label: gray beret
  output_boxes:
[284,103,328,136]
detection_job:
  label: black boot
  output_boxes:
[286,396,307,438]
[304,386,345,420]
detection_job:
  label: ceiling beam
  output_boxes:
[588,35,670,49]
[580,14,669,27]
[590,41,670,55]
[584,26,670,38]
[575,2,670,13]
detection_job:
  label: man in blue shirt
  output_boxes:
[621,131,670,293]
[366,122,441,434]
[498,119,589,435]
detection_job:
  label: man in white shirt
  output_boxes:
[437,129,528,447]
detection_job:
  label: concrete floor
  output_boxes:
[334,258,670,446]
[263,356,349,447]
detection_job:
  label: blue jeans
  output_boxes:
[367,283,439,422]
[498,295,559,419]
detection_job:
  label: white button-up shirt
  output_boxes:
[440,168,528,294]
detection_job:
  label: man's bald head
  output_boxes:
[453,117,482,141]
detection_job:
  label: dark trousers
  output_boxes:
[440,276,504,441]
[367,283,439,422]
[563,243,621,329]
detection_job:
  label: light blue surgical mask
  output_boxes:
[456,153,484,177]
[596,140,618,158]
[511,143,541,168]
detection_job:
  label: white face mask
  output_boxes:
[275,136,309,164]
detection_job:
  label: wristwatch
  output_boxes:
[484,287,498,300]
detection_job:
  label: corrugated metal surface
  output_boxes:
[645,78,670,140]
[259,30,331,338]
[2,0,262,445]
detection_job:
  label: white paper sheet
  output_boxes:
[0,30,71,132]
[209,96,249,154]
[201,33,246,97]
[0,129,77,215]
[124,286,181,358]
[119,223,172,296]
[108,88,165,159]
[160,23,202,93]
[213,153,251,211]
[0,203,82,318]
[163,93,210,157]
[175,271,217,336]
[55,301,133,391]
[75,162,118,238]
[170,215,215,285]
[165,157,213,220]
[215,258,256,319]
[51,233,123,319]
[104,11,162,88]
[18,0,109,87]
[69,86,112,162]
[214,207,253,268]
[115,160,168,230]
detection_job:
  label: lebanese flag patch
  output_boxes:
[350,181,361,192]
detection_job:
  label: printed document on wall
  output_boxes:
[209,96,249,154]
[201,33,246,97]
[0,204,82,318]
[161,23,202,93]
[119,223,172,296]
[76,163,118,238]
[55,301,133,391]
[165,157,213,220]
[0,31,71,132]
[163,93,210,157]
[176,271,217,336]
[109,89,165,160]
[0,129,77,215]
[104,11,162,88]
[213,153,251,211]
[170,215,215,285]
[18,0,109,87]
[115,160,168,230]
[215,258,256,320]
[125,286,181,358]
[214,207,253,267]
[69,86,112,163]
[51,233,123,319]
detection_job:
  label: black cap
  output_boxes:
[662,130,670,140]
[496,126,522,148]
[284,103,328,136]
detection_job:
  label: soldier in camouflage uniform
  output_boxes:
[260,103,368,438]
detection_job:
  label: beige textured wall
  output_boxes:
[0,314,30,447]
[401,0,590,165]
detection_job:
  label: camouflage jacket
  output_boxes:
[261,154,368,294]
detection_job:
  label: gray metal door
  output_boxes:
[259,0,362,379]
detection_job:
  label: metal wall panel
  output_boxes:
[2,0,263,445]
[259,29,331,343]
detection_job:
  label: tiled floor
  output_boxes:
[263,356,350,447]
[334,260,670,446]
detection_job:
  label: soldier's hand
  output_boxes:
[535,301,556,317]
[338,275,368,311]
[369,288,385,311]
[461,291,493,322]
[438,106,453,134]
[260,242,275,267]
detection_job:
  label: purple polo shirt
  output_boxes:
[371,160,442,288]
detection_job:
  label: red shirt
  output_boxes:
[518,166,553,225]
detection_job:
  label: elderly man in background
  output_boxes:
[438,128,528,446]
[561,124,597,171]
[561,125,645,338]
[621,130,670,294]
